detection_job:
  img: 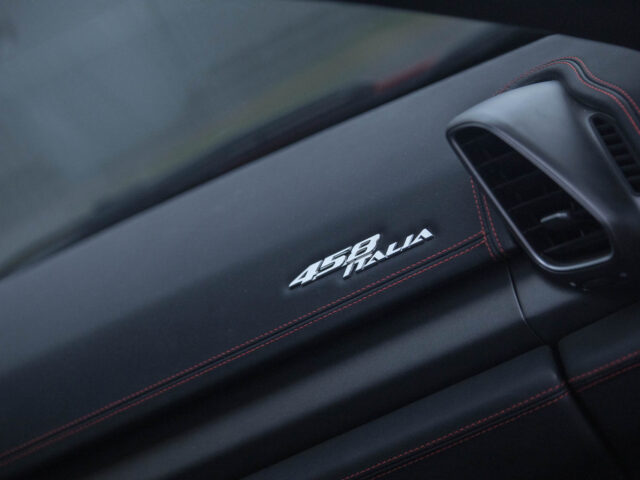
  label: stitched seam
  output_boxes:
[343,346,640,480]
[17,57,635,467]
[0,230,483,461]
[0,240,485,467]
[498,60,640,137]
[576,360,640,393]
[0,233,482,461]
[482,194,505,256]
[339,57,640,479]
[339,382,565,480]
[496,60,559,95]
[367,393,568,480]
[566,56,640,116]
[469,178,495,260]
[568,349,640,382]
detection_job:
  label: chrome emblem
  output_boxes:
[289,227,434,288]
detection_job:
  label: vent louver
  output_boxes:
[592,116,640,193]
[454,127,611,267]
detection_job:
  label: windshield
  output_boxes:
[0,0,524,274]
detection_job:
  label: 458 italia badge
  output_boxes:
[289,227,433,288]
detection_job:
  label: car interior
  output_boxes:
[1,1,640,479]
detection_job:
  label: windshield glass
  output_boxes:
[0,0,516,273]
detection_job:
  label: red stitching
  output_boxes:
[577,360,640,393]
[367,393,568,480]
[0,232,481,462]
[339,382,565,480]
[482,194,505,256]
[566,56,640,116]
[342,346,640,480]
[470,178,495,260]
[496,61,556,95]
[498,60,640,137]
[568,349,640,383]
[0,230,484,461]
[6,56,637,469]
[0,240,485,467]
[576,360,640,393]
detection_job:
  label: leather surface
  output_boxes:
[510,255,637,343]
[1,33,640,478]
[559,302,640,478]
[248,347,623,480]
[29,265,535,479]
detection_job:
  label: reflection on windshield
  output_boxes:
[0,0,502,273]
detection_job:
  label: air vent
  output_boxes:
[592,116,640,193]
[453,127,611,267]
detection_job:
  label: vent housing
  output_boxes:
[592,116,640,193]
[447,80,640,287]
[453,127,611,268]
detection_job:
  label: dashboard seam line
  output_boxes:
[0,234,485,466]
[482,194,505,256]
[469,177,496,260]
[498,58,640,137]
[341,346,640,480]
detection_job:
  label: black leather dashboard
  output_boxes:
[2,34,640,479]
